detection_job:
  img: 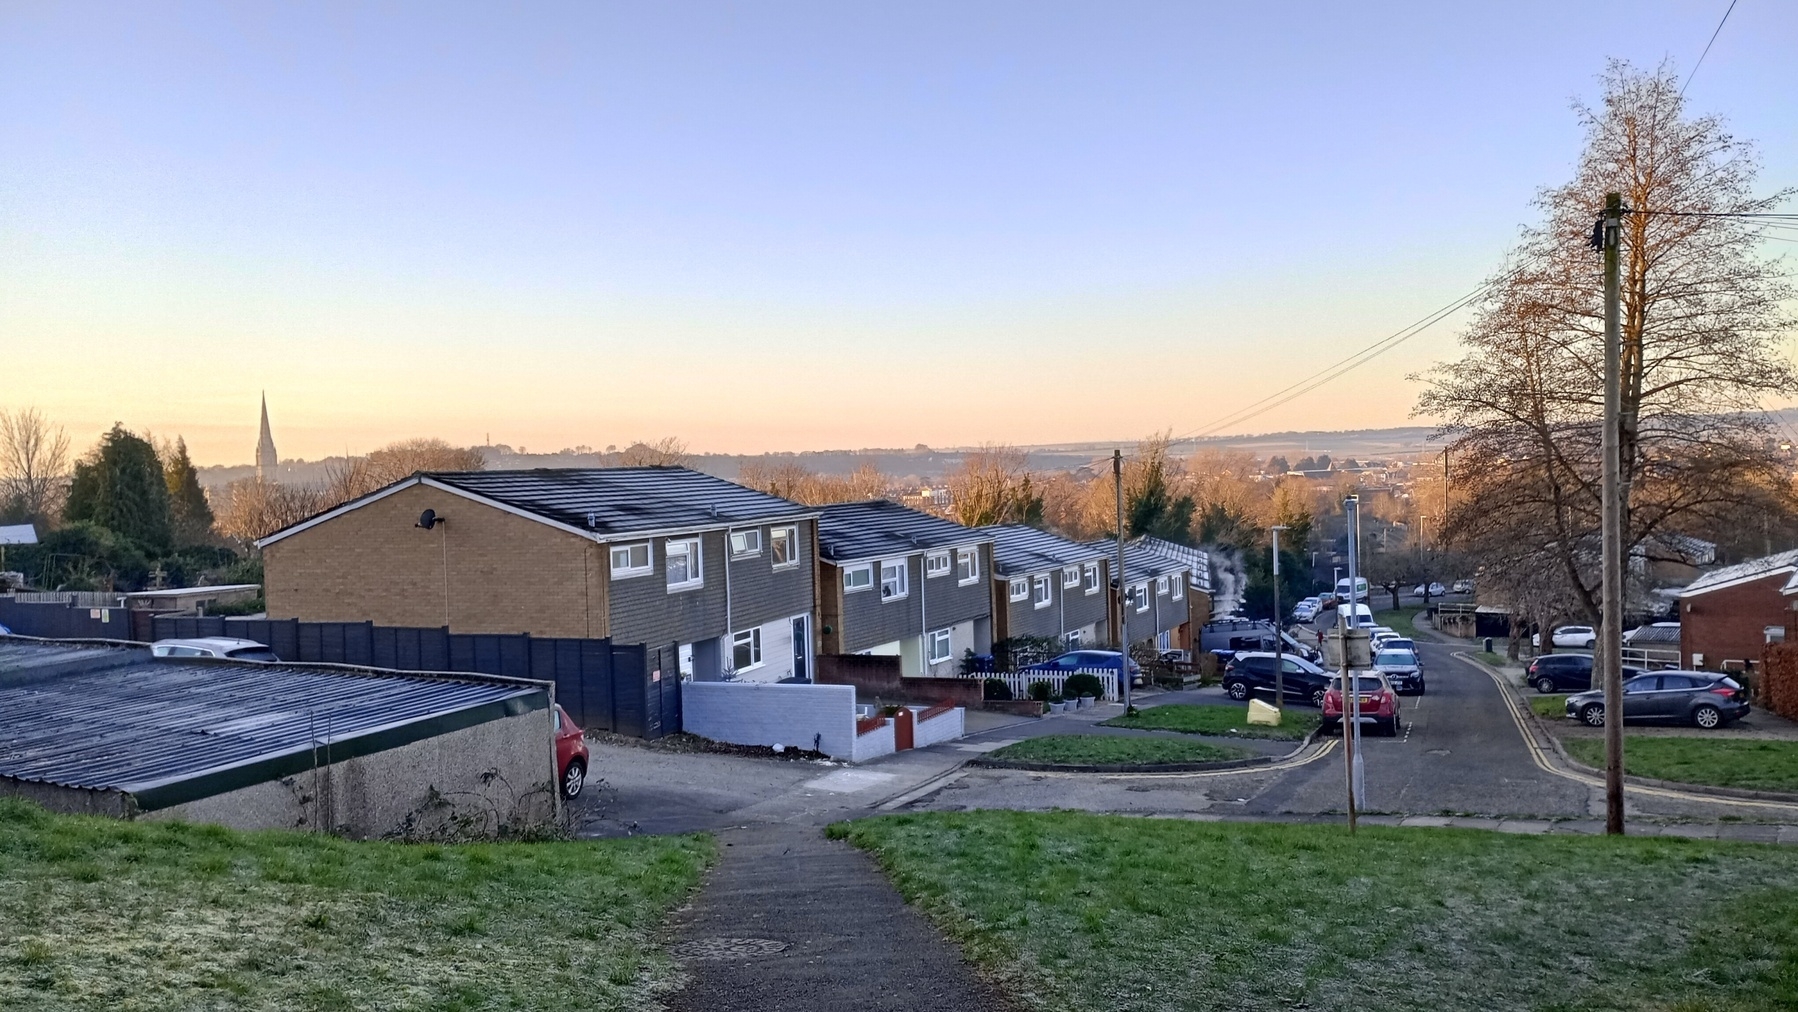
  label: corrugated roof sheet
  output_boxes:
[978,524,1107,576]
[1680,548,1798,597]
[0,647,540,795]
[425,468,813,536]
[816,500,991,563]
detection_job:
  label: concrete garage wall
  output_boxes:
[683,681,856,757]
[0,777,132,818]
[144,708,559,840]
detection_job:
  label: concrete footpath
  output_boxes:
[663,821,1009,1012]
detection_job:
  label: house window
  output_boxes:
[1009,578,1029,602]
[1084,562,1100,595]
[730,529,762,558]
[925,551,952,578]
[770,526,799,567]
[927,628,952,664]
[1172,576,1185,600]
[956,547,980,584]
[1033,574,1052,609]
[843,564,873,592]
[1063,566,1080,589]
[666,538,703,590]
[733,627,762,670]
[611,542,652,578]
[1135,583,1150,612]
[880,559,908,601]
[1157,576,1170,596]
[1064,629,1083,648]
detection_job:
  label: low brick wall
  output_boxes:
[913,707,965,748]
[683,681,859,758]
[1762,643,1798,722]
[852,720,896,762]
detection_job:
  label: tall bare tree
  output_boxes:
[213,478,327,546]
[0,407,71,524]
[738,460,888,505]
[616,437,692,467]
[1419,61,1797,624]
[946,444,1039,527]
[325,438,487,504]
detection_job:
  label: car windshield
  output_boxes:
[1375,650,1416,666]
[1332,676,1385,692]
[1384,639,1415,651]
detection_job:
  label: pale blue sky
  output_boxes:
[3,1,1793,463]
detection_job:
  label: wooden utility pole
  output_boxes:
[1115,449,1131,712]
[1271,525,1288,714]
[1600,191,1626,835]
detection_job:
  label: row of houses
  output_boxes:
[256,467,1215,684]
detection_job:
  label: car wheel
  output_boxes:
[1310,688,1327,708]
[1580,704,1605,728]
[1536,677,1559,694]
[1584,638,1596,649]
[1693,704,1722,730]
[1415,681,1426,696]
[1385,718,1400,737]
[1225,681,1249,701]
[561,758,587,800]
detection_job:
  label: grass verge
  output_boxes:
[1475,650,1513,668]
[831,810,1798,1012]
[1562,736,1798,794]
[1100,703,1319,741]
[0,798,710,1011]
[1372,606,1424,639]
[983,734,1255,766]
[1528,693,1568,720]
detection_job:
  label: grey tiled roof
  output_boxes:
[816,500,991,563]
[1084,539,1189,584]
[1130,536,1213,593]
[422,467,813,537]
[1681,547,1798,597]
[0,644,539,797]
[978,524,1108,577]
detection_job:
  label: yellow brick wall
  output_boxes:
[263,483,608,638]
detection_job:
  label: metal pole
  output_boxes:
[1601,192,1626,835]
[1271,525,1288,714]
[1115,449,1131,712]
[1345,494,1363,829]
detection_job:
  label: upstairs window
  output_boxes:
[843,564,873,592]
[880,559,909,600]
[1009,578,1029,602]
[611,542,652,578]
[770,526,799,567]
[925,551,952,578]
[1157,576,1170,596]
[1033,574,1052,609]
[1063,566,1081,589]
[666,538,703,591]
[730,529,762,558]
[1135,583,1151,612]
[956,547,980,584]
[1084,563,1100,595]
[1172,576,1185,600]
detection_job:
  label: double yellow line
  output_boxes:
[1458,651,1798,815]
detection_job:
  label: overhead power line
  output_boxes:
[1681,0,1739,97]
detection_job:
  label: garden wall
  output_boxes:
[1760,642,1798,722]
[682,681,858,758]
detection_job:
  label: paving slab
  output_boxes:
[1779,825,1798,846]
[1657,823,1719,840]
[1495,819,1555,835]
[1398,816,1455,828]
[1446,817,1503,832]
[1715,824,1784,844]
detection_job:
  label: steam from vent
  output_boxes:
[1204,544,1247,616]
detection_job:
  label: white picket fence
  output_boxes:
[978,667,1119,701]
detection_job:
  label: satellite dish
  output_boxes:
[416,509,441,530]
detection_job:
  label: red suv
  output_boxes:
[1322,673,1402,737]
[555,705,589,800]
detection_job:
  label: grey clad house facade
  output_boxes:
[980,524,1111,648]
[816,501,994,676]
[1091,541,1194,651]
[259,467,819,684]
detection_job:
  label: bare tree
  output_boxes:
[1419,61,1797,625]
[617,437,692,467]
[739,460,889,505]
[213,478,328,546]
[946,445,1038,527]
[0,407,72,523]
[325,438,487,504]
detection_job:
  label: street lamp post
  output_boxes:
[1271,525,1289,714]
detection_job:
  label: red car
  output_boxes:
[555,705,589,799]
[1322,672,1402,737]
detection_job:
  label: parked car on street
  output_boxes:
[1532,625,1597,649]
[1372,648,1425,694]
[150,637,281,661]
[1381,637,1419,662]
[1411,583,1447,597]
[1450,579,1474,594]
[1222,651,1332,707]
[1020,649,1143,687]
[1369,627,1400,650]
[1525,653,1609,693]
[1322,672,1402,736]
[1292,599,1320,623]
[554,704,589,799]
[1564,671,1750,729]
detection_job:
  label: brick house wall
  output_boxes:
[264,483,607,638]
[1680,571,1791,669]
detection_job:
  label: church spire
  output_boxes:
[256,393,278,481]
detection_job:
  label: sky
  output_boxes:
[3,1,1794,466]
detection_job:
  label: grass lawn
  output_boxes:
[984,735,1255,767]
[0,798,710,1011]
[1476,650,1514,669]
[832,810,1798,1012]
[1100,703,1319,741]
[1372,606,1424,639]
[1529,693,1568,720]
[1562,737,1798,794]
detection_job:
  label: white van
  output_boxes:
[1335,577,1369,602]
[1336,603,1375,629]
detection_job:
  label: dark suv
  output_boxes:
[1565,671,1751,729]
[1222,652,1332,707]
[1527,654,1594,693]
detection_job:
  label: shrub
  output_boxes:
[983,678,1013,701]
[1063,672,1105,700]
[1026,680,1054,702]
